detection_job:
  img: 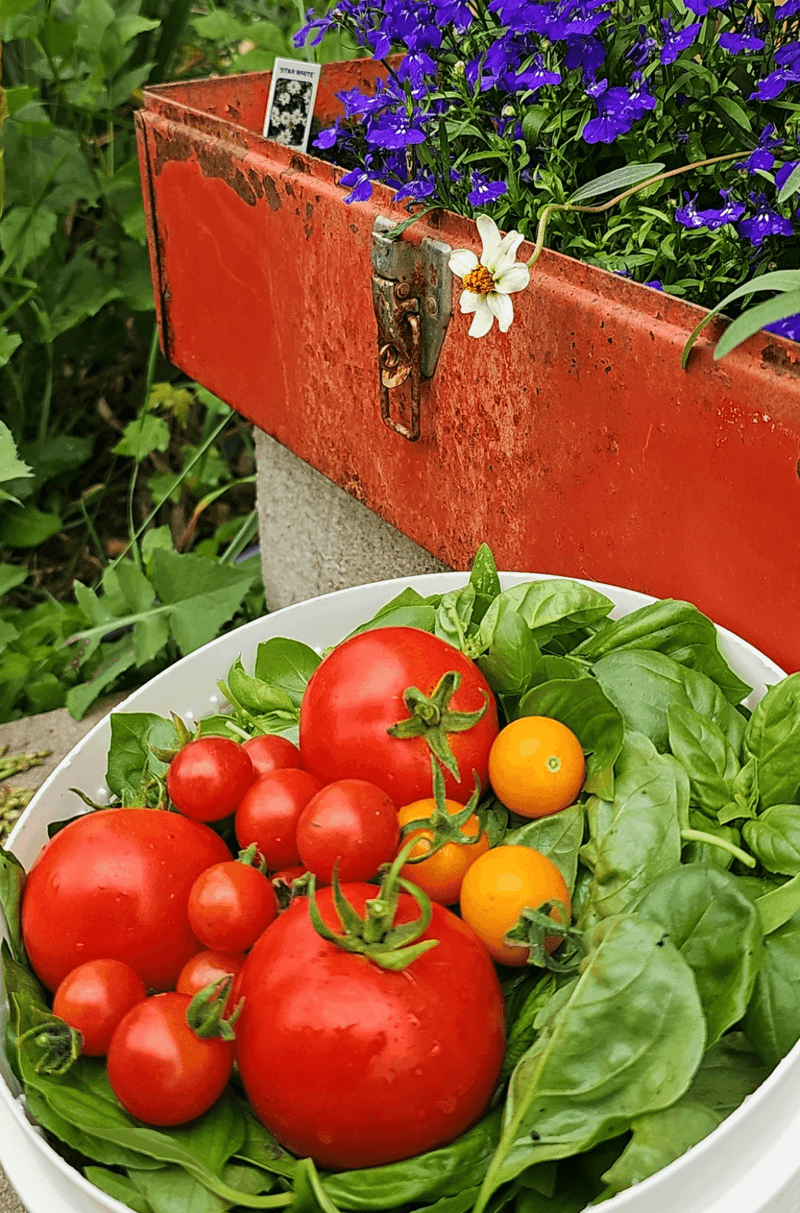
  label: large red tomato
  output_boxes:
[21,809,231,992]
[298,627,499,804]
[234,884,505,1170]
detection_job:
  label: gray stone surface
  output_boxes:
[253,428,448,610]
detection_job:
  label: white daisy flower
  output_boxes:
[448,214,531,338]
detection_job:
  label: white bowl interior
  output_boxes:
[1,572,793,1213]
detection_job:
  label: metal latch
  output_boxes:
[371,216,452,442]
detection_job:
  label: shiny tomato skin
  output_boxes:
[242,735,304,779]
[298,627,499,804]
[53,959,147,1057]
[235,769,323,871]
[296,779,399,884]
[107,992,234,1126]
[21,809,232,992]
[167,737,255,822]
[235,883,506,1170]
[176,949,247,1014]
[187,861,278,952]
[397,797,490,905]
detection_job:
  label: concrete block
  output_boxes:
[253,429,448,610]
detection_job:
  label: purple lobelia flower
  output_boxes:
[719,17,765,54]
[737,194,795,247]
[659,17,702,65]
[467,171,509,206]
[695,189,746,230]
[750,45,800,101]
[675,192,705,229]
[339,163,376,203]
[765,311,800,341]
[737,124,784,174]
[682,0,731,14]
[366,109,429,149]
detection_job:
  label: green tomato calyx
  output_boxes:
[18,1014,83,1074]
[400,758,486,862]
[187,976,242,1042]
[306,839,439,972]
[387,670,489,782]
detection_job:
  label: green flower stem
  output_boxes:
[526,151,746,269]
[680,828,756,869]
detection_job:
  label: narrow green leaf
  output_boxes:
[568,163,665,204]
[681,271,800,368]
[713,289,800,360]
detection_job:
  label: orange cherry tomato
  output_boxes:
[397,798,490,905]
[459,845,571,966]
[488,716,585,818]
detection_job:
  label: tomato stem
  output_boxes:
[186,976,241,1041]
[400,758,486,861]
[387,670,489,783]
[305,841,440,971]
[18,1015,82,1074]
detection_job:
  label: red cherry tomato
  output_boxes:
[296,779,399,884]
[242,734,303,779]
[107,993,234,1126]
[21,808,231,992]
[167,737,255,822]
[176,950,247,1015]
[52,959,147,1057]
[235,884,505,1169]
[187,861,278,953]
[235,769,323,871]
[299,627,499,804]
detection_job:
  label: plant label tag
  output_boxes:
[263,58,322,153]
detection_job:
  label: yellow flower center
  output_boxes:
[462,265,496,296]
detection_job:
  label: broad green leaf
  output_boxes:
[0,502,62,548]
[252,637,321,708]
[743,805,800,876]
[572,599,750,704]
[636,865,762,1045]
[0,204,58,271]
[667,703,740,812]
[150,548,256,656]
[0,421,32,495]
[473,917,705,1209]
[744,673,800,808]
[744,909,800,1066]
[226,656,297,717]
[112,414,171,461]
[0,847,25,960]
[503,804,584,891]
[467,580,613,657]
[568,162,665,204]
[84,1168,154,1213]
[65,639,137,719]
[593,650,746,755]
[105,711,177,803]
[601,1035,766,1196]
[0,562,27,595]
[0,327,22,369]
[579,732,683,925]
[477,606,544,699]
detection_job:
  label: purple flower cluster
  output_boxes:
[295,0,800,327]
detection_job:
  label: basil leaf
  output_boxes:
[579,732,683,925]
[434,583,476,650]
[106,711,177,805]
[593,651,746,755]
[572,599,750,704]
[477,607,544,700]
[744,909,800,1067]
[743,805,800,876]
[85,1168,155,1213]
[467,580,613,657]
[743,673,800,809]
[516,677,623,800]
[343,588,436,639]
[467,542,502,625]
[636,865,762,1046]
[253,638,322,708]
[503,804,584,892]
[474,917,705,1206]
[667,703,740,812]
[0,846,26,962]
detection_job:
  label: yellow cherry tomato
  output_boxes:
[459,844,571,966]
[397,798,490,905]
[488,716,585,818]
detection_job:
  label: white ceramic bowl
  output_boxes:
[1,572,795,1213]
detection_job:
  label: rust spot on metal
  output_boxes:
[342,471,367,503]
[150,124,270,208]
[264,177,281,211]
[762,343,800,379]
[305,202,314,221]
[304,224,313,240]
[285,181,296,198]
[226,104,241,120]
